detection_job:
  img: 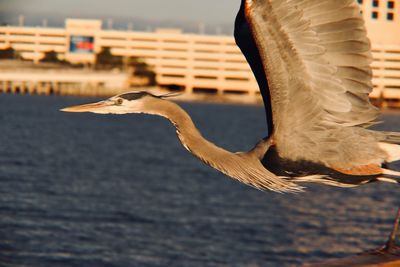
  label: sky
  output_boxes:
[0,0,240,32]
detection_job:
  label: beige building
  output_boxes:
[357,0,400,102]
[0,19,259,97]
[0,1,399,103]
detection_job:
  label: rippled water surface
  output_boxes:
[0,94,399,267]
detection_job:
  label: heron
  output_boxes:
[63,0,400,192]
[62,0,400,240]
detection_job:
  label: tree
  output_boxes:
[0,46,18,59]
[128,57,156,86]
[40,50,61,63]
[95,47,123,69]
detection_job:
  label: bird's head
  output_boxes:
[61,91,179,115]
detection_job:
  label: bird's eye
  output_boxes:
[115,98,123,105]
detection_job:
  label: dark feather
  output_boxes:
[119,91,149,100]
[234,0,273,137]
[262,146,380,186]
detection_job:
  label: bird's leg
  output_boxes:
[383,208,400,252]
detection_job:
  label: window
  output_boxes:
[388,1,395,9]
[372,11,379,19]
[194,75,217,80]
[387,12,394,20]
[372,0,379,7]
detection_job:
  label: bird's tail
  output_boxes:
[379,142,400,163]
[379,131,400,145]
[377,169,400,184]
[377,141,400,184]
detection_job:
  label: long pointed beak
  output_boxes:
[61,101,112,113]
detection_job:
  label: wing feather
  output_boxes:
[245,0,385,169]
[319,30,369,43]
[303,0,355,14]
[311,18,365,33]
[308,7,361,26]
[324,52,373,67]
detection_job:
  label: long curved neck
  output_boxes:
[147,100,237,171]
[143,99,301,193]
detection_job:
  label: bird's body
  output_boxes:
[62,0,400,193]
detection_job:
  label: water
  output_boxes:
[0,94,399,267]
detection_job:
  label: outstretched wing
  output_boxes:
[244,0,384,169]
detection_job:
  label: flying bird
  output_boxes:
[62,0,400,193]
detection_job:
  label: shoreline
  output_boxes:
[2,88,400,112]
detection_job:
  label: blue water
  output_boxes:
[0,94,399,267]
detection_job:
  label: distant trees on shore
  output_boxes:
[0,47,19,59]
[95,47,156,86]
[0,46,156,86]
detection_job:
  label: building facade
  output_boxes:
[0,1,399,102]
[0,19,259,97]
[357,0,400,102]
